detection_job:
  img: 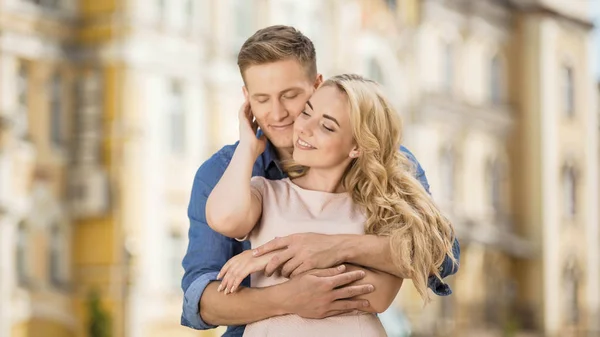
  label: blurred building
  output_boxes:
[0,1,598,337]
[0,0,210,336]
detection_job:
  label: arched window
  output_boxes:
[490,55,503,104]
[16,221,29,285]
[168,81,186,154]
[486,159,503,214]
[443,43,454,92]
[50,72,63,147]
[368,57,385,85]
[440,147,456,204]
[49,223,63,285]
[562,165,577,219]
[563,259,580,325]
[563,66,575,117]
[168,230,185,289]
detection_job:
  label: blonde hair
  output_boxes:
[284,74,456,302]
[237,25,317,81]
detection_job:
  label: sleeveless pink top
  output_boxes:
[242,177,387,337]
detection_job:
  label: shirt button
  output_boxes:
[439,266,444,272]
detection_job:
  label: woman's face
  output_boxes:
[292,85,357,170]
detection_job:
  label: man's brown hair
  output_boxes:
[237,25,317,80]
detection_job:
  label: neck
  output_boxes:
[275,147,294,161]
[293,167,347,193]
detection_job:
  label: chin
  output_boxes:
[267,135,293,149]
[292,152,310,166]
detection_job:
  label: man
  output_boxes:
[181,25,460,336]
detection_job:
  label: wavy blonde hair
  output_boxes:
[284,74,456,302]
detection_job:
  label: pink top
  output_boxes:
[241,177,387,336]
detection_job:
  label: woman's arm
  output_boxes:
[206,143,263,239]
[344,264,403,313]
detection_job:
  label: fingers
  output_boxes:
[280,258,304,278]
[219,268,243,294]
[289,262,312,278]
[238,99,250,119]
[253,236,289,257]
[309,265,346,277]
[264,250,294,277]
[328,270,367,288]
[332,284,375,300]
[329,299,371,312]
[322,310,353,318]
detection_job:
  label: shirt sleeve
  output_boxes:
[181,151,248,330]
[249,175,266,204]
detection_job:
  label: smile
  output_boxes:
[296,138,316,150]
[270,123,293,130]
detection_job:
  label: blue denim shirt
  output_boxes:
[181,140,460,336]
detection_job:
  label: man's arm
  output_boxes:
[343,264,403,314]
[201,266,373,326]
[181,152,248,329]
[338,234,459,296]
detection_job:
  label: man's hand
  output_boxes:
[279,265,374,318]
[253,233,345,278]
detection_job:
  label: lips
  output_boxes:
[270,123,293,130]
[296,137,316,150]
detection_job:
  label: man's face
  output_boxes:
[243,59,321,153]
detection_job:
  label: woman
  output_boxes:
[206,74,456,336]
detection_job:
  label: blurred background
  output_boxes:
[0,0,599,336]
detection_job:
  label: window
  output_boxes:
[563,66,574,117]
[233,0,254,50]
[168,81,185,154]
[440,147,456,204]
[562,165,577,219]
[157,0,165,23]
[168,231,185,289]
[49,224,63,286]
[23,0,60,9]
[16,222,29,285]
[486,160,503,214]
[50,72,63,147]
[184,0,193,31]
[74,69,103,165]
[490,55,503,104]
[443,43,454,92]
[385,0,397,11]
[563,260,580,325]
[368,57,385,85]
[16,62,29,137]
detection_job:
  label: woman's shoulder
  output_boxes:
[250,176,292,193]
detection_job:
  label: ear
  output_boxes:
[314,74,323,89]
[349,148,360,159]
[242,86,249,101]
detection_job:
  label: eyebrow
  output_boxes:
[306,100,340,127]
[323,114,340,127]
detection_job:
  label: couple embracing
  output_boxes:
[181,25,460,337]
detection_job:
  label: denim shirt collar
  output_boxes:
[258,129,285,178]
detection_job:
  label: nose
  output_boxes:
[271,99,289,122]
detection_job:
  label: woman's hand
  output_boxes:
[238,99,267,158]
[217,249,278,294]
